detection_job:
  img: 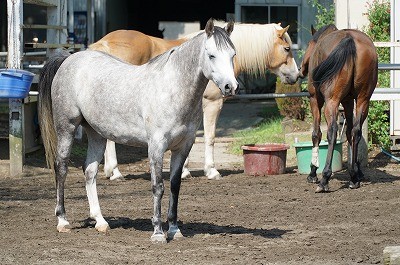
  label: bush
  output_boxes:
[364,0,391,149]
[275,78,306,120]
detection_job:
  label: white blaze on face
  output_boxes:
[312,146,319,168]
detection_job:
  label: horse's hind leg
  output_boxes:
[55,125,77,232]
[317,100,339,192]
[83,125,109,232]
[167,140,194,241]
[307,96,323,183]
[348,99,370,189]
[104,140,123,180]
[202,95,223,180]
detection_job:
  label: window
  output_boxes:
[240,5,299,48]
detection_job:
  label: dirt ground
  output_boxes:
[0,101,399,265]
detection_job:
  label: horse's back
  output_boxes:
[148,36,186,56]
[53,50,141,100]
[89,30,155,65]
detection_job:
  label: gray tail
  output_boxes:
[38,50,70,170]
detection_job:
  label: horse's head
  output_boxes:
[299,24,338,79]
[202,18,238,97]
[269,25,299,84]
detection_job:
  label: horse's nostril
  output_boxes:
[225,84,231,93]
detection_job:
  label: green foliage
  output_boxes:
[298,1,335,58]
[309,0,335,29]
[364,0,391,149]
[364,0,390,87]
[275,78,307,120]
[368,101,391,148]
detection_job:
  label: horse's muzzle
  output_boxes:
[224,82,239,97]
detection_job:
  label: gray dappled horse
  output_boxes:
[38,19,238,243]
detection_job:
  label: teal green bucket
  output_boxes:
[293,140,343,174]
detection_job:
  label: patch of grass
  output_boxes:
[229,104,284,155]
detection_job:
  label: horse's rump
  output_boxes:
[312,34,357,90]
[38,51,71,169]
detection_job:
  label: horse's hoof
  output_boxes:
[315,184,329,193]
[95,223,110,233]
[109,174,123,181]
[181,169,192,179]
[349,181,360,189]
[151,233,167,243]
[57,225,71,233]
[206,168,221,180]
[307,175,318,183]
[167,228,184,241]
[109,169,123,181]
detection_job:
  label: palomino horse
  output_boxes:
[89,21,299,180]
[299,24,377,192]
[38,19,238,242]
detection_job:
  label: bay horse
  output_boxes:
[299,24,377,192]
[38,19,238,242]
[89,21,299,180]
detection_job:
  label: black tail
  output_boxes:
[38,50,70,170]
[312,35,356,89]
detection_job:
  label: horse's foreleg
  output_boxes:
[317,101,339,193]
[83,126,109,232]
[168,141,193,241]
[202,96,223,180]
[308,96,322,184]
[104,140,123,180]
[55,131,75,233]
[148,141,167,243]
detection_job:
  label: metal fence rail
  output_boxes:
[233,64,400,101]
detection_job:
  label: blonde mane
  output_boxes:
[184,21,292,76]
[231,23,291,76]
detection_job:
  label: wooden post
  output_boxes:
[7,0,24,176]
[46,0,67,56]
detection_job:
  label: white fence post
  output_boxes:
[7,0,24,176]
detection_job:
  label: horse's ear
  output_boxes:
[311,25,316,35]
[225,20,234,36]
[277,25,289,37]
[205,18,215,37]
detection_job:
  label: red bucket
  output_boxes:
[241,143,290,176]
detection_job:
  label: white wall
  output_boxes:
[158,22,200,40]
[335,0,369,30]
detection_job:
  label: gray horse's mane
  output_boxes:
[147,26,234,69]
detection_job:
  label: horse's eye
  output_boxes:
[284,46,291,52]
[209,55,215,60]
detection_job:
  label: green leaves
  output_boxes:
[364,0,391,148]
